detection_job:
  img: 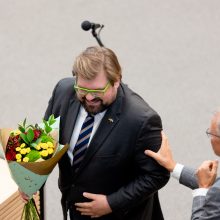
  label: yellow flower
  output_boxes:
[40,150,48,157]
[26,147,31,153]
[16,147,21,151]
[36,145,41,150]
[23,157,29,162]
[47,148,54,155]
[20,149,27,155]
[47,142,54,148]
[39,143,48,149]
[11,129,21,136]
[20,143,26,148]
[16,159,21,162]
[16,154,22,160]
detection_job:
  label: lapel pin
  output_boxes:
[108,118,114,123]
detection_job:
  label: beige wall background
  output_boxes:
[1,1,220,219]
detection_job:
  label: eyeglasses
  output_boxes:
[74,82,110,98]
[206,128,220,139]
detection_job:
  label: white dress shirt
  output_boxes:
[67,106,106,164]
[172,163,209,198]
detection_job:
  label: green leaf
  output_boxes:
[23,118,27,128]
[26,150,41,162]
[18,125,25,133]
[20,133,29,144]
[45,125,52,134]
[49,114,54,121]
[48,114,56,125]
[49,120,56,126]
[30,137,42,148]
[43,121,49,130]
[27,129,34,142]
[42,115,56,133]
[41,135,53,143]
[30,142,37,148]
[35,137,42,144]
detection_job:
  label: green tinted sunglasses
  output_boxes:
[74,82,110,98]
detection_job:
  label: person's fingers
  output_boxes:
[76,207,92,213]
[199,160,214,171]
[75,202,92,208]
[161,131,168,144]
[81,211,93,216]
[161,131,166,139]
[200,160,211,167]
[18,189,29,203]
[211,160,218,174]
[144,150,159,160]
[83,192,97,200]
[196,160,216,176]
[160,131,172,154]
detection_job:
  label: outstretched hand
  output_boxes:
[196,160,218,188]
[144,131,176,172]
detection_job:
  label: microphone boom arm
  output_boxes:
[91,25,104,47]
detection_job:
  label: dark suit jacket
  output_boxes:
[45,77,170,220]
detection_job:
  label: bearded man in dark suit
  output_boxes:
[44,46,170,220]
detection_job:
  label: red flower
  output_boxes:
[5,135,21,161]
[12,136,20,147]
[33,129,41,140]
[6,148,16,161]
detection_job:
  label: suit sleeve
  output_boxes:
[107,113,170,215]
[44,81,60,120]
[179,166,198,190]
[191,180,220,220]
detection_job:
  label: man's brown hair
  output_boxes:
[72,46,122,85]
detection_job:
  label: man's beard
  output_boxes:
[80,97,109,114]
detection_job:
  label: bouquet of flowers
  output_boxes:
[0,115,68,220]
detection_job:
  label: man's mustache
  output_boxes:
[82,97,102,102]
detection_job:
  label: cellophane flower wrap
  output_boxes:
[0,115,68,220]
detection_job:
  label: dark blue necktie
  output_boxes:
[72,114,94,172]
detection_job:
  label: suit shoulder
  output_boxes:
[55,77,75,92]
[119,83,162,130]
[50,77,75,102]
[121,83,160,118]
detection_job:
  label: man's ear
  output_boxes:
[113,80,120,89]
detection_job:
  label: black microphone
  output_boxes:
[81,20,101,31]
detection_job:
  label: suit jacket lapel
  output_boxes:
[62,95,81,144]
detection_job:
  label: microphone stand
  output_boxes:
[91,25,105,47]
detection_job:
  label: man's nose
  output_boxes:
[85,93,94,101]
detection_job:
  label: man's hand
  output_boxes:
[196,160,218,188]
[75,192,112,218]
[18,188,29,203]
[18,189,38,203]
[144,131,176,172]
